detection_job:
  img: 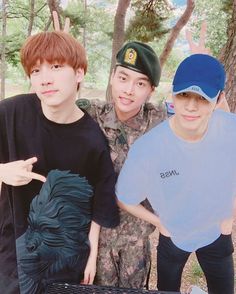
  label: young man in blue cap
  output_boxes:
[116,54,235,294]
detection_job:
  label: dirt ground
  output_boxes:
[148,222,236,293]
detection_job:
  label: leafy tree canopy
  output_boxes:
[126,0,171,42]
[189,0,231,56]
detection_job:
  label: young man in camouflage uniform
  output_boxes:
[77,42,165,288]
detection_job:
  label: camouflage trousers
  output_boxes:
[95,200,155,289]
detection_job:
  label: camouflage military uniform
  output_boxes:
[78,98,167,288]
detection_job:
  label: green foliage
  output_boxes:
[126,0,171,42]
[62,1,115,88]
[222,0,233,14]
[189,0,231,57]
[63,1,87,37]
[2,0,50,66]
[2,0,114,88]
[189,260,204,284]
[0,34,25,66]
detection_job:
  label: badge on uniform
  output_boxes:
[124,48,137,65]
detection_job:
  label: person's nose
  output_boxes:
[185,97,198,111]
[40,68,53,86]
[124,82,135,96]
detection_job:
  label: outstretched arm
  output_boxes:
[117,200,171,237]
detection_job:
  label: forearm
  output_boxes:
[117,200,161,227]
[88,221,100,258]
[83,221,101,284]
[118,200,171,237]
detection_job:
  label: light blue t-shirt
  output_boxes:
[116,110,236,252]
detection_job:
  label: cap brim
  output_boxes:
[173,82,220,103]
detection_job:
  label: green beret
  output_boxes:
[116,41,161,87]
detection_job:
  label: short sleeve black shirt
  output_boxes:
[0,94,119,292]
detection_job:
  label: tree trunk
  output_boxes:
[47,0,62,30]
[27,0,35,37]
[106,0,131,101]
[219,0,236,113]
[159,0,195,67]
[83,0,87,48]
[78,0,88,99]
[28,0,35,37]
[1,0,7,100]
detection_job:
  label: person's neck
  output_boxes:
[115,106,141,122]
[169,116,208,142]
[41,102,84,124]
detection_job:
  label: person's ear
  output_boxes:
[76,68,84,83]
[151,85,155,95]
[215,91,230,112]
[146,86,155,102]
[110,69,115,86]
[217,91,225,104]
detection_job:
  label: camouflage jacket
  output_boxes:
[77,98,167,174]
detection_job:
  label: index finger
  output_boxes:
[52,10,60,31]
[64,17,70,33]
[185,29,195,51]
[23,157,38,166]
[28,171,46,183]
[199,20,207,47]
[185,28,193,44]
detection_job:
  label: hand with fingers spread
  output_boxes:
[186,20,211,55]
[0,157,46,186]
[52,11,70,33]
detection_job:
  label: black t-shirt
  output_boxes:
[0,93,119,293]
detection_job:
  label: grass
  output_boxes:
[189,261,204,285]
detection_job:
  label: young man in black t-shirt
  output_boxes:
[0,31,119,294]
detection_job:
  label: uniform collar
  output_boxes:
[101,103,145,131]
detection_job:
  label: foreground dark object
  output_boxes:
[45,283,180,294]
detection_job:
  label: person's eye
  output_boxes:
[137,81,146,87]
[52,64,63,70]
[178,92,188,98]
[119,76,126,81]
[198,96,206,102]
[30,68,39,75]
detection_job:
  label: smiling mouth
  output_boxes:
[41,90,58,95]
[119,96,133,105]
[182,115,200,121]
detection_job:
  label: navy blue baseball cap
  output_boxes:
[172,54,226,102]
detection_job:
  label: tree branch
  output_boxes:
[159,0,195,67]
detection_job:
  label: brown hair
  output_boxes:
[20,31,87,77]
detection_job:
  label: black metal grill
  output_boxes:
[45,283,180,294]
